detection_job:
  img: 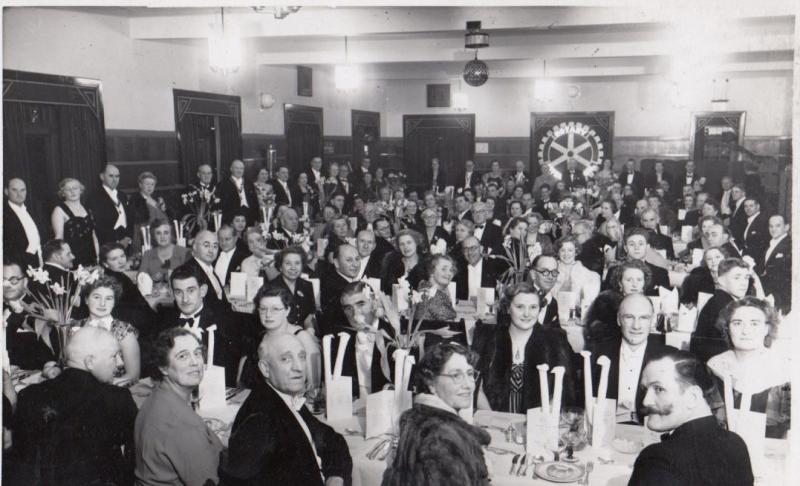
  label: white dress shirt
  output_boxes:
[626,173,634,184]
[8,201,41,255]
[231,176,248,207]
[617,341,647,422]
[196,258,224,299]
[355,320,379,399]
[312,168,322,183]
[464,171,473,188]
[763,233,787,265]
[744,212,759,241]
[720,189,732,215]
[268,383,323,475]
[214,248,236,284]
[103,185,128,229]
[467,259,483,299]
[279,180,292,205]
[357,256,371,279]
[473,224,485,241]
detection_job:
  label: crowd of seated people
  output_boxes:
[1,154,790,485]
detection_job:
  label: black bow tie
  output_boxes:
[475,224,485,230]
[180,313,201,326]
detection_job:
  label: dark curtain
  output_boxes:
[58,105,106,195]
[217,116,243,170]
[405,126,472,190]
[178,114,215,184]
[3,102,31,182]
[287,123,321,175]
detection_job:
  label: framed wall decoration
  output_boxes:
[530,111,614,178]
[297,65,312,97]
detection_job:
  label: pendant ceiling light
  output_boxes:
[335,36,361,91]
[208,8,241,75]
[463,21,489,87]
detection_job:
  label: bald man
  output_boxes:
[221,333,352,486]
[11,327,137,485]
[218,159,259,226]
[175,229,229,312]
[455,236,507,300]
[588,294,675,425]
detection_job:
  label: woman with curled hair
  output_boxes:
[584,259,652,350]
[74,275,141,385]
[129,171,170,253]
[472,282,577,413]
[707,297,790,438]
[414,255,458,321]
[134,327,223,485]
[680,246,732,305]
[382,343,491,486]
[449,219,475,265]
[380,228,428,293]
[51,177,99,266]
[138,219,190,281]
[554,235,600,318]
[267,246,317,332]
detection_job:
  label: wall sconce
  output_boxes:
[259,93,276,110]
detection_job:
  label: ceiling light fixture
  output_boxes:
[335,36,361,91]
[208,7,241,75]
[252,6,302,20]
[463,21,489,87]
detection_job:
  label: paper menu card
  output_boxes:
[228,272,247,300]
[198,365,227,412]
[681,225,694,243]
[691,248,705,268]
[137,272,153,297]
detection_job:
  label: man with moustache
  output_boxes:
[220,333,352,486]
[629,348,753,485]
[588,294,673,425]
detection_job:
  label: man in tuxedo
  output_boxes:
[215,225,248,286]
[28,239,76,302]
[320,244,361,336]
[272,165,297,208]
[4,259,59,372]
[354,157,372,187]
[603,228,670,296]
[218,159,259,226]
[453,193,473,222]
[161,266,243,384]
[630,349,753,486]
[561,159,586,192]
[639,208,674,260]
[529,255,561,328]
[355,229,383,280]
[761,215,791,313]
[619,159,645,199]
[677,160,706,191]
[427,157,446,193]
[455,237,507,300]
[308,156,325,188]
[741,198,769,265]
[220,333,352,486]
[718,176,734,220]
[728,183,748,244]
[574,220,610,276]
[329,282,399,398]
[485,183,507,220]
[589,294,673,425]
[267,207,304,250]
[690,258,750,362]
[533,184,556,218]
[644,161,674,197]
[704,222,743,258]
[175,230,229,313]
[10,327,137,486]
[4,178,42,268]
[462,159,481,190]
[372,216,395,261]
[89,164,133,248]
[471,201,502,254]
[510,159,531,192]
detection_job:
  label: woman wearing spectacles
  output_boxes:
[382,342,490,486]
[472,282,577,413]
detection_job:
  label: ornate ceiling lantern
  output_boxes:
[463,21,489,87]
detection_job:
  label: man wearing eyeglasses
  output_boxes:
[588,294,674,425]
[529,255,561,328]
[455,237,507,301]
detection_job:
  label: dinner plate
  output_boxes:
[534,462,585,483]
[612,437,644,454]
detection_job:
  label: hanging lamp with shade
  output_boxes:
[208,7,241,75]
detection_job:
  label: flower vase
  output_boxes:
[55,320,78,366]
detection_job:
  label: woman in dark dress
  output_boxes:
[381,229,428,294]
[680,246,731,306]
[50,178,99,266]
[99,242,158,337]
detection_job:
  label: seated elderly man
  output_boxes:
[10,327,137,485]
[220,332,352,486]
[629,348,753,485]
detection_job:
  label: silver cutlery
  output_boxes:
[579,461,594,485]
[508,453,520,475]
[225,386,245,400]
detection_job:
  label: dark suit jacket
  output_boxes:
[3,199,41,268]
[319,271,353,337]
[644,171,674,193]
[476,221,503,255]
[761,236,791,313]
[420,226,454,253]
[629,416,753,486]
[360,253,384,280]
[5,309,59,370]
[461,171,481,189]
[272,180,299,208]
[215,246,249,286]
[175,257,231,314]
[742,212,769,265]
[424,168,447,191]
[455,257,506,300]
[589,336,673,424]
[103,268,159,337]
[690,289,734,362]
[372,237,395,265]
[220,380,353,486]
[647,231,675,260]
[327,319,397,397]
[729,200,748,244]
[88,187,133,245]
[618,170,645,198]
[217,177,259,225]
[10,368,137,486]
[472,322,577,412]
[561,168,586,191]
[676,170,703,189]
[268,276,316,326]
[379,253,428,295]
[603,261,670,296]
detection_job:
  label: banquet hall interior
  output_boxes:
[2,2,799,486]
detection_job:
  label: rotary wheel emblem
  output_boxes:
[537,121,604,172]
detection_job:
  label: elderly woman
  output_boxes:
[134,327,223,485]
[240,227,279,281]
[554,235,601,318]
[584,259,652,349]
[415,255,458,321]
[708,297,790,438]
[99,242,158,333]
[51,177,99,266]
[295,172,320,218]
[74,276,140,385]
[241,286,321,390]
[473,282,577,413]
[382,343,490,486]
[420,208,451,254]
[138,219,190,281]
[381,229,428,294]
[268,246,317,332]
[598,217,624,264]
[324,215,352,263]
[130,172,170,252]
[254,168,273,207]
[524,213,555,257]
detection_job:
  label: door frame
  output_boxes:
[402,113,476,191]
[351,109,380,166]
[173,89,242,183]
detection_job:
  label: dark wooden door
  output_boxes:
[174,89,242,184]
[352,110,380,168]
[689,111,746,191]
[403,114,475,191]
[285,104,323,176]
[3,70,106,233]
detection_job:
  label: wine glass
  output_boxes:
[559,407,588,461]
